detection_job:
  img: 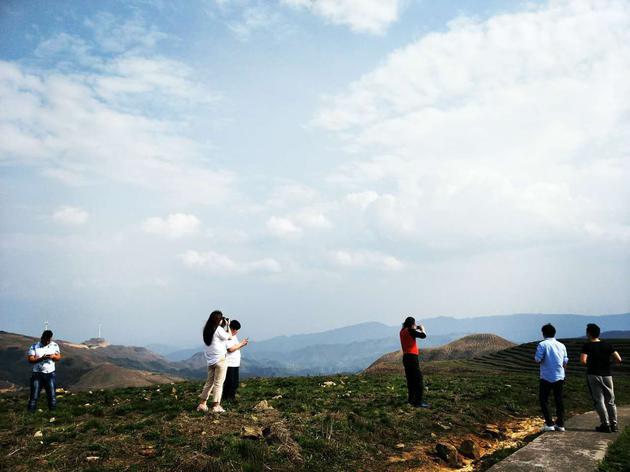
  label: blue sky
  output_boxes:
[1,0,629,347]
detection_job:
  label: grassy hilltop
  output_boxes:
[1,357,630,472]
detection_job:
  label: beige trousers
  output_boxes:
[199,357,228,403]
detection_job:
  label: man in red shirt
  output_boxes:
[400,316,430,408]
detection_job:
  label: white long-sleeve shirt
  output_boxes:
[203,327,230,366]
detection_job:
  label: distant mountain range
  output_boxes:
[160,313,630,376]
[2,313,628,391]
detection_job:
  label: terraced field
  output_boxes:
[474,339,630,376]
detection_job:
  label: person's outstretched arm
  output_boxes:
[612,351,622,364]
[227,338,249,352]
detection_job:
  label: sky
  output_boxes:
[1,0,629,347]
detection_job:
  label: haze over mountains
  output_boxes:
[158,313,630,375]
[1,313,628,391]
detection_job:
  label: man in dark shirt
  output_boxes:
[399,316,429,408]
[580,323,623,433]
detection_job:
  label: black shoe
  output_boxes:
[610,424,618,433]
[595,424,611,433]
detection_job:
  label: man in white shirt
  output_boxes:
[26,330,61,412]
[223,320,248,401]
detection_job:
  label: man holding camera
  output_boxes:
[26,330,61,412]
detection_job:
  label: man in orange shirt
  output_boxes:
[400,316,429,408]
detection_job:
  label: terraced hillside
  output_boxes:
[365,334,515,374]
[474,338,630,375]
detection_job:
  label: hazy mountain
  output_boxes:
[3,314,628,387]
[412,313,629,342]
[168,313,629,376]
[0,331,181,389]
[600,330,630,339]
[365,333,516,374]
[70,363,183,391]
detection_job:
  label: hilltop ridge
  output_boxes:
[365,333,515,374]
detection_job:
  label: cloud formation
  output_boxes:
[180,250,281,274]
[283,0,403,34]
[52,206,89,225]
[317,0,630,251]
[143,214,201,239]
[0,24,232,205]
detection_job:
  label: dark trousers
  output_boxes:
[28,372,57,411]
[223,366,239,400]
[402,354,423,405]
[539,379,564,427]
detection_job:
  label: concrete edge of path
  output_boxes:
[487,406,629,472]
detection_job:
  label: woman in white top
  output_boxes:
[197,310,232,413]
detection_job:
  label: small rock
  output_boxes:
[88,391,93,395]
[85,456,100,462]
[240,383,247,388]
[253,400,274,411]
[321,381,336,387]
[201,431,206,435]
[241,425,264,439]
[437,422,451,431]
[430,432,437,438]
[33,430,43,438]
[504,384,512,388]
[458,439,480,459]
[49,417,56,423]
[140,446,156,457]
[171,387,177,394]
[436,443,462,467]
[83,403,91,407]
[272,394,283,400]
[394,443,405,449]
[483,425,501,438]
[55,387,65,394]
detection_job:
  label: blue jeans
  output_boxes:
[28,372,56,411]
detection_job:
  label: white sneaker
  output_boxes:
[211,405,226,413]
[555,425,566,432]
[541,424,555,432]
[196,404,208,413]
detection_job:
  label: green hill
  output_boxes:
[365,333,515,374]
[2,357,629,471]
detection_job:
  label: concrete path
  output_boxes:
[489,406,629,471]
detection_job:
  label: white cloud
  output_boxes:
[282,0,403,34]
[180,250,281,273]
[266,216,302,238]
[317,0,630,250]
[143,213,201,239]
[344,190,378,209]
[295,209,332,229]
[228,5,284,41]
[52,206,89,226]
[330,249,404,271]
[0,24,231,206]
